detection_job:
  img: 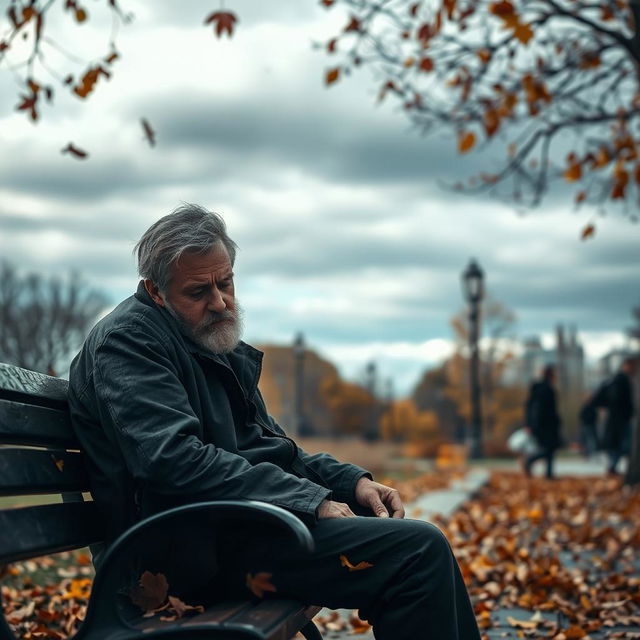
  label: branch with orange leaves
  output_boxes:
[321,0,640,222]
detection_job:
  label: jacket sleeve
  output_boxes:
[93,326,330,525]
[253,392,372,506]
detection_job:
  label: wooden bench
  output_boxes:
[0,362,323,640]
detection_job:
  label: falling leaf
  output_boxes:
[51,456,65,472]
[458,130,476,153]
[75,7,87,23]
[339,554,374,572]
[326,67,340,85]
[61,143,89,159]
[320,0,335,6]
[327,38,337,53]
[141,118,156,147]
[129,571,169,612]
[246,572,277,598]
[203,11,238,38]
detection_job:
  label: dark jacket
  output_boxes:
[602,371,634,450]
[68,282,370,545]
[525,379,561,449]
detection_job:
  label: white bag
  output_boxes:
[507,428,538,455]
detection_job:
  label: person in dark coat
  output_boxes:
[68,204,480,640]
[524,364,562,479]
[602,357,636,475]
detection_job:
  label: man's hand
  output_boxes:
[355,477,405,519]
[316,499,357,519]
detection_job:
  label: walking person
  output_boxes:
[524,364,562,479]
[602,357,637,476]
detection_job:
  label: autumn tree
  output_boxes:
[1,1,237,155]
[320,374,378,437]
[0,261,107,374]
[322,0,640,222]
[380,398,442,456]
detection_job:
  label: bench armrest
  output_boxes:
[83,500,314,637]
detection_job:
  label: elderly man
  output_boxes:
[69,204,480,640]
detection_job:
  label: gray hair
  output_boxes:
[134,204,237,292]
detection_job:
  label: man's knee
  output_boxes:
[390,519,453,567]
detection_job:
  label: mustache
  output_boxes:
[200,309,236,327]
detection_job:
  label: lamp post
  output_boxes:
[462,259,485,459]
[292,332,306,437]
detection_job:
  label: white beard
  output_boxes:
[165,300,244,354]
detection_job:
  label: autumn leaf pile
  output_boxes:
[433,472,640,638]
[1,552,93,639]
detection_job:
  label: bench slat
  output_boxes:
[0,399,77,448]
[226,601,316,640]
[0,448,90,496]
[0,502,102,564]
[137,602,250,634]
[0,363,68,407]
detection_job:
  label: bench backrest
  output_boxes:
[0,363,103,564]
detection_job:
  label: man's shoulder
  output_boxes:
[89,294,160,345]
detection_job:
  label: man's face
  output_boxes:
[145,241,243,354]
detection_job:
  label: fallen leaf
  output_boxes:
[246,572,277,598]
[129,571,169,612]
[340,554,374,572]
[167,595,204,618]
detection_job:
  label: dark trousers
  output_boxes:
[525,446,555,478]
[224,516,481,640]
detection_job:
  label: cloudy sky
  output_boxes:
[1,1,638,394]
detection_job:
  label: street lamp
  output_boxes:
[462,259,485,459]
[292,332,306,437]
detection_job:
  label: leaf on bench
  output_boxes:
[246,572,277,598]
[129,571,168,613]
[167,595,204,618]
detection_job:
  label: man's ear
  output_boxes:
[143,279,165,307]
